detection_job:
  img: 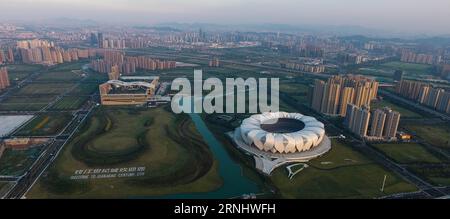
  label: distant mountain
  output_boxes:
[339,34,450,47]
[24,17,100,28]
[133,25,182,32]
[153,22,401,37]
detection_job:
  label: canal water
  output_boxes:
[159,113,260,198]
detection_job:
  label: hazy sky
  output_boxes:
[1,0,450,34]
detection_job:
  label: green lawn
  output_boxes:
[50,96,87,111]
[0,182,13,198]
[270,140,418,198]
[279,83,310,94]
[6,64,42,73]
[48,61,87,72]
[36,71,82,82]
[27,107,222,198]
[15,83,76,95]
[279,83,310,106]
[358,62,433,80]
[371,99,422,118]
[6,64,43,84]
[374,143,442,164]
[9,72,32,83]
[84,72,108,82]
[408,164,450,186]
[374,142,450,186]
[0,146,44,176]
[380,62,432,75]
[0,96,55,111]
[15,113,73,136]
[69,83,99,95]
[404,124,450,149]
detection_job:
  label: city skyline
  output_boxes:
[1,0,450,35]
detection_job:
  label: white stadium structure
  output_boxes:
[229,112,331,175]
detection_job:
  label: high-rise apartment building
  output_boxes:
[339,87,355,116]
[311,75,378,116]
[383,108,401,139]
[209,58,220,67]
[393,70,403,82]
[436,92,450,114]
[424,88,444,108]
[395,80,429,100]
[0,67,11,90]
[346,104,371,138]
[370,109,387,137]
[98,33,104,48]
[396,80,450,115]
[108,65,120,80]
[311,80,325,112]
[345,105,400,140]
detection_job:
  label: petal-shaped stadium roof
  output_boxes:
[240,112,325,154]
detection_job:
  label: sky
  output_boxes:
[1,0,450,35]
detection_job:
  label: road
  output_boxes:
[379,89,450,122]
[2,49,449,199]
[0,70,42,102]
[279,92,449,199]
[3,105,95,199]
[124,48,331,79]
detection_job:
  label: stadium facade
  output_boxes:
[230,112,331,175]
[99,77,159,105]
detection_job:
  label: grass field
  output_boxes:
[48,61,87,72]
[50,96,87,111]
[6,64,43,73]
[404,124,450,149]
[358,62,433,81]
[374,143,442,164]
[269,140,417,198]
[0,182,13,198]
[371,99,422,118]
[69,83,99,95]
[0,146,44,176]
[8,72,32,83]
[279,83,310,94]
[205,116,417,199]
[27,107,222,198]
[373,143,450,186]
[0,95,55,111]
[15,113,72,136]
[408,164,450,186]
[279,83,310,106]
[380,62,432,75]
[6,64,43,84]
[36,71,82,82]
[84,72,108,82]
[16,83,76,95]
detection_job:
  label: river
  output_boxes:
[158,113,260,199]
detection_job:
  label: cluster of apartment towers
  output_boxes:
[16,39,95,65]
[90,50,176,75]
[396,80,450,114]
[0,67,10,90]
[310,75,400,141]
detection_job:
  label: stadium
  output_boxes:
[99,77,159,105]
[231,112,331,174]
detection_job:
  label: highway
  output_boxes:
[124,48,331,79]
[379,89,450,122]
[2,49,449,199]
[1,64,98,199]
[4,105,95,199]
[280,92,449,199]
